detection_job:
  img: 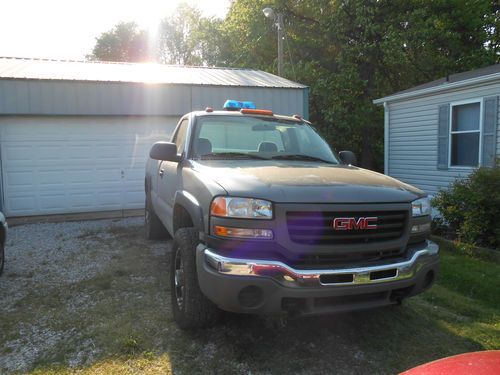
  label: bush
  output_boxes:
[431,167,500,249]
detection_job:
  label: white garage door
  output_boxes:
[0,116,178,217]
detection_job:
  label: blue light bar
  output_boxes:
[223,100,256,110]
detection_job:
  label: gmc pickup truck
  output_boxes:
[145,100,439,329]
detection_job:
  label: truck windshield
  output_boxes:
[192,115,339,164]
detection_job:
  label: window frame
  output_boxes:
[171,116,190,157]
[448,98,483,169]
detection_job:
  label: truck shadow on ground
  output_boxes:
[166,287,483,374]
[0,222,486,374]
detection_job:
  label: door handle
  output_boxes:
[159,169,164,177]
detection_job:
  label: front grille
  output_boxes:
[286,210,407,245]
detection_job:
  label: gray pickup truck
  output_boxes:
[145,100,439,329]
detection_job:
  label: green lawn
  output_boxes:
[1,223,498,374]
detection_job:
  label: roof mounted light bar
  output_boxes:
[223,99,256,111]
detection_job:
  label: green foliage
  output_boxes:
[88,22,149,62]
[208,0,499,170]
[432,167,500,249]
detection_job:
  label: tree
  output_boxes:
[157,3,220,65]
[211,0,498,170]
[320,0,498,169]
[88,22,150,62]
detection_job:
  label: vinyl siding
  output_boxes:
[498,95,500,156]
[387,80,500,196]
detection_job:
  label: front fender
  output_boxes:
[173,190,204,233]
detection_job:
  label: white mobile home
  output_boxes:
[374,64,499,195]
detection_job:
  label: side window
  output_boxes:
[450,102,480,167]
[172,119,189,155]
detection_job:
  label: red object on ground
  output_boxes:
[400,351,500,375]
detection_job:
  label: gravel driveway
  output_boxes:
[0,217,168,373]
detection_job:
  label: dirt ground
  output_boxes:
[0,218,497,374]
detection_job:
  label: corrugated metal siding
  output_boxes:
[0,57,306,88]
[0,80,306,117]
[191,86,304,116]
[387,81,500,195]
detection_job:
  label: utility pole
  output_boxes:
[263,8,285,77]
[277,13,284,77]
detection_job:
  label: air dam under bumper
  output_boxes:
[196,241,439,316]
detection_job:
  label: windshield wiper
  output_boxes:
[270,154,336,164]
[199,152,269,160]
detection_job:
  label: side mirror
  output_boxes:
[149,142,180,162]
[339,150,357,166]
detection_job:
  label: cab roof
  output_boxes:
[190,109,306,123]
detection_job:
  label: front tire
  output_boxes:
[145,193,170,240]
[170,228,221,329]
[0,243,4,276]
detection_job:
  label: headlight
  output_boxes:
[412,197,431,217]
[210,197,273,219]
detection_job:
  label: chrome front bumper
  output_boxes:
[204,241,439,288]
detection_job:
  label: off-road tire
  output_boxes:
[170,228,221,329]
[145,193,170,240]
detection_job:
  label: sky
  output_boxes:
[0,0,231,60]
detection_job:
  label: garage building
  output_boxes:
[0,57,308,218]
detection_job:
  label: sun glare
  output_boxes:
[0,0,230,60]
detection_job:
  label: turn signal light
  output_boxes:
[210,197,227,216]
[214,226,273,240]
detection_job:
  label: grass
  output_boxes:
[1,224,498,374]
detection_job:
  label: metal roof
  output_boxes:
[374,63,500,104]
[0,57,306,88]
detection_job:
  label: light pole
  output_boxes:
[263,7,284,77]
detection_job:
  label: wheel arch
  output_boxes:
[173,191,204,234]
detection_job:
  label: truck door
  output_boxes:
[156,118,189,232]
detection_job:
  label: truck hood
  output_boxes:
[191,160,424,203]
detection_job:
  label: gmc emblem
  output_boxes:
[333,217,378,230]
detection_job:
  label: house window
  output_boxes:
[450,101,481,167]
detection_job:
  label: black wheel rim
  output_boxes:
[174,248,185,309]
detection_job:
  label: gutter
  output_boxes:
[373,72,500,105]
